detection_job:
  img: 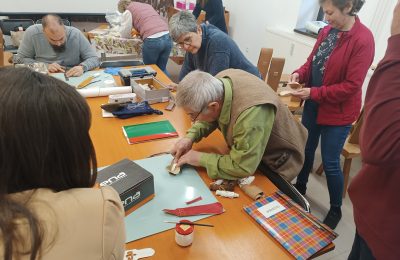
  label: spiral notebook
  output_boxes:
[243,191,338,260]
[122,120,178,144]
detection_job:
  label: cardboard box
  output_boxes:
[97,158,155,215]
[132,77,170,104]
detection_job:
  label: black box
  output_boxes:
[96,158,155,214]
[118,67,157,86]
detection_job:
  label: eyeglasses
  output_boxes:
[177,35,192,49]
[189,106,206,122]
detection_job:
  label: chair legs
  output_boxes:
[313,159,353,198]
[342,158,352,198]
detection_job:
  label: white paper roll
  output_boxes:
[78,86,132,98]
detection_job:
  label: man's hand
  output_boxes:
[66,65,84,77]
[291,88,311,100]
[170,137,193,162]
[391,0,400,36]
[47,63,65,73]
[176,150,202,167]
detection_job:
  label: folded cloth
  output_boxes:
[112,101,163,119]
[104,67,122,75]
[163,202,224,217]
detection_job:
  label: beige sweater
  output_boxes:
[2,186,126,260]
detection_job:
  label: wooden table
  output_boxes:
[87,65,334,259]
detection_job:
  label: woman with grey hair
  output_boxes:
[169,11,260,81]
[118,0,172,75]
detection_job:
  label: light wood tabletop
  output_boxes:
[86,65,334,259]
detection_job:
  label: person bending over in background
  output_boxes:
[348,1,400,259]
[171,69,307,182]
[118,0,173,75]
[169,11,260,82]
[0,67,125,260]
[290,0,375,229]
[14,14,99,77]
[193,0,227,33]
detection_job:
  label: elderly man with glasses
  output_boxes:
[169,11,260,82]
[171,69,307,182]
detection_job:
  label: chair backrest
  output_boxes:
[348,109,364,144]
[0,29,4,67]
[0,19,35,35]
[257,48,273,81]
[36,18,71,26]
[266,57,285,92]
[258,162,311,212]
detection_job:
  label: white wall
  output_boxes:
[222,0,302,64]
[222,0,397,101]
[223,0,394,65]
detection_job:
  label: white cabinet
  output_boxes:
[265,28,316,74]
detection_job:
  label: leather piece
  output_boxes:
[241,185,264,200]
[163,202,224,217]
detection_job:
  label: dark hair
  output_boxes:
[0,67,97,259]
[320,0,365,15]
[42,14,63,28]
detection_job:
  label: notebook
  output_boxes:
[122,120,178,144]
[243,191,338,260]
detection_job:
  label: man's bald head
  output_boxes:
[42,14,66,52]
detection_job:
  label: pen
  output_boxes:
[164,221,214,227]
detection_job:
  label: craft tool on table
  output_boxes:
[163,221,214,227]
[77,73,101,89]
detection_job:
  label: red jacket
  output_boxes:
[348,34,400,260]
[295,17,374,125]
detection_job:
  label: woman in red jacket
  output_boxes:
[290,0,374,229]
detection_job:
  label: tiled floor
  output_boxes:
[298,151,361,260]
[166,59,361,260]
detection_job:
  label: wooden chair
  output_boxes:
[0,29,4,67]
[257,48,273,81]
[315,110,363,198]
[266,57,285,92]
[259,162,311,212]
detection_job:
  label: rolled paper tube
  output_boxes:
[240,184,264,200]
[78,86,132,98]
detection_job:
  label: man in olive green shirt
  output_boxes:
[172,69,307,181]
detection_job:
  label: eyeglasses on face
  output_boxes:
[177,34,192,49]
[189,106,206,122]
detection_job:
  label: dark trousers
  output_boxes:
[296,100,351,207]
[348,231,376,260]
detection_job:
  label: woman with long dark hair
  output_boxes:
[0,67,125,259]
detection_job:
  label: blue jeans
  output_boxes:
[296,100,351,207]
[348,231,376,260]
[142,33,172,76]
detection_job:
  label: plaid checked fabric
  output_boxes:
[243,191,338,260]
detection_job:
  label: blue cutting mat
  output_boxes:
[51,70,115,88]
[125,154,219,242]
